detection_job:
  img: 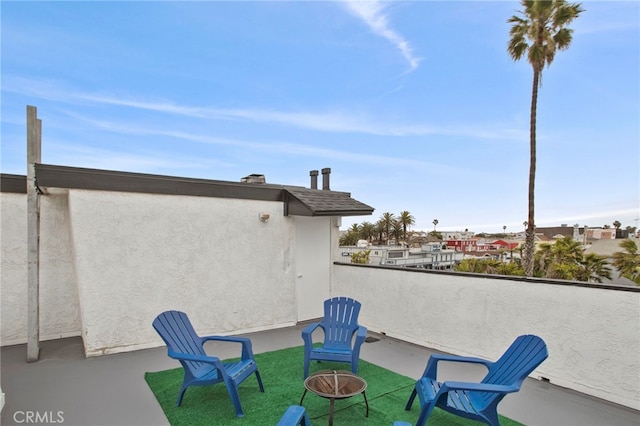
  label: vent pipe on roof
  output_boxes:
[310,170,319,189]
[241,174,266,184]
[322,167,331,190]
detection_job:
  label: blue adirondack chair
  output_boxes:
[302,297,367,378]
[152,310,265,417]
[404,334,548,426]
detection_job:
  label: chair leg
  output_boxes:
[176,384,189,407]
[225,380,244,418]
[415,402,437,426]
[484,410,500,426]
[303,358,310,379]
[255,369,265,392]
[405,387,417,410]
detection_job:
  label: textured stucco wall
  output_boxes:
[333,264,640,410]
[2,188,311,355]
[1,193,28,344]
[1,192,81,345]
[66,190,297,356]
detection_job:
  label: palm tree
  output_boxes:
[374,220,385,245]
[534,236,612,282]
[360,221,376,243]
[432,219,439,232]
[391,219,404,243]
[579,253,612,283]
[612,239,640,285]
[380,212,395,244]
[455,258,502,274]
[507,0,584,276]
[535,236,582,278]
[339,229,359,246]
[398,211,415,240]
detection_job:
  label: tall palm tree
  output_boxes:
[399,211,415,240]
[432,218,439,232]
[391,219,404,242]
[507,0,584,276]
[380,212,395,244]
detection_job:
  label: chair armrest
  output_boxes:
[201,335,256,360]
[201,335,250,344]
[356,326,367,339]
[167,349,223,366]
[301,322,322,347]
[424,353,494,380]
[440,380,519,394]
[348,325,368,362]
[353,326,367,349]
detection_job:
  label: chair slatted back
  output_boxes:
[153,310,211,375]
[479,334,548,405]
[321,297,362,350]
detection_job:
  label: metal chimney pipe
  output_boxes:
[310,170,319,189]
[321,167,331,190]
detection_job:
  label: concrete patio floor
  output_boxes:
[1,324,638,425]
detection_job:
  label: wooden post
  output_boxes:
[27,105,41,362]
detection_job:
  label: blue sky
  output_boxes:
[2,1,639,233]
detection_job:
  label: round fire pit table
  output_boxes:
[299,370,368,425]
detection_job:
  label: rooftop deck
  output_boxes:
[1,324,637,426]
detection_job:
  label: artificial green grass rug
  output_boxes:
[145,345,523,425]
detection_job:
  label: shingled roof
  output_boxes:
[284,186,374,217]
[1,164,374,218]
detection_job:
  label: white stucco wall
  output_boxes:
[1,192,81,345]
[66,190,298,356]
[332,264,640,410]
[2,188,330,356]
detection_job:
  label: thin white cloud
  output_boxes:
[61,112,428,167]
[3,77,524,141]
[342,0,421,72]
[77,93,525,140]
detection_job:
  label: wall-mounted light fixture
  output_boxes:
[259,213,270,223]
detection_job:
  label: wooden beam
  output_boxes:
[27,105,41,362]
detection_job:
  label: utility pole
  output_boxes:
[27,105,41,362]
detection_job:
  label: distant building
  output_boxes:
[441,231,475,240]
[339,242,461,269]
[536,224,616,242]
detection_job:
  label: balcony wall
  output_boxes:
[332,262,640,410]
